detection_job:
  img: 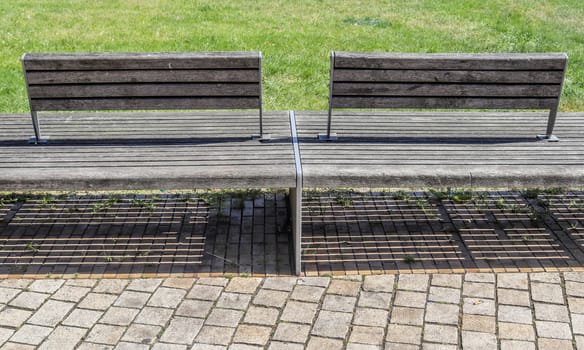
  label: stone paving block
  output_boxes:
[497,273,528,290]
[159,316,204,344]
[362,275,394,292]
[424,302,459,325]
[38,325,87,350]
[28,299,75,327]
[390,306,425,326]
[290,285,324,303]
[565,272,584,283]
[573,313,584,335]
[465,273,495,283]
[93,280,128,294]
[121,324,161,345]
[570,297,584,314]
[353,307,389,327]
[206,309,244,328]
[462,314,496,334]
[305,336,343,350]
[114,291,151,309]
[85,324,126,345]
[9,324,53,345]
[77,342,114,350]
[397,274,429,292]
[267,342,304,350]
[134,306,174,326]
[0,307,33,328]
[348,325,384,345]
[567,281,584,298]
[497,289,530,307]
[423,324,458,345]
[280,301,318,324]
[0,327,14,347]
[162,278,195,290]
[28,280,65,294]
[151,344,187,350]
[243,306,279,326]
[498,322,535,341]
[273,322,310,343]
[216,293,252,311]
[463,281,494,299]
[225,278,262,294]
[385,324,422,345]
[188,285,224,301]
[537,338,575,350]
[113,342,150,350]
[99,307,139,326]
[428,286,460,304]
[345,344,380,350]
[500,340,536,350]
[0,279,32,289]
[252,289,288,308]
[63,279,96,288]
[0,288,20,304]
[384,343,419,350]
[322,294,357,312]
[311,310,352,339]
[51,286,91,302]
[191,344,226,350]
[147,287,187,309]
[195,325,235,346]
[126,279,163,293]
[431,274,462,288]
[8,291,49,309]
[393,290,426,308]
[233,325,271,346]
[228,344,263,350]
[326,279,361,297]
[79,293,117,310]
[498,305,533,324]
[261,277,297,291]
[62,308,103,328]
[534,302,570,322]
[357,291,390,310]
[335,275,363,281]
[297,277,330,288]
[535,321,573,339]
[530,272,560,284]
[176,299,214,318]
[531,282,564,304]
[577,335,584,350]
[461,330,497,350]
[197,278,229,287]
[463,297,496,316]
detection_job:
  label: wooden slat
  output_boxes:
[30,97,260,111]
[333,83,561,97]
[28,83,260,99]
[27,70,260,84]
[332,69,565,84]
[333,52,568,70]
[23,52,260,70]
[331,97,556,109]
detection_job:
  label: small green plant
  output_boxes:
[25,242,38,252]
[39,194,56,209]
[392,191,411,201]
[334,195,353,207]
[495,198,509,210]
[403,255,417,264]
[543,187,564,195]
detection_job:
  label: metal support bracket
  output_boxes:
[252,134,272,142]
[289,110,303,275]
[28,136,49,145]
[536,134,559,142]
[318,132,338,141]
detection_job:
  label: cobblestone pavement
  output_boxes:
[1,272,584,349]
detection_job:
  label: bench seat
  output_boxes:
[0,111,296,191]
[295,111,584,188]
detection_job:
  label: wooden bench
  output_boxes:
[320,51,568,141]
[22,52,269,143]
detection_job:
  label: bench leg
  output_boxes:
[289,187,302,275]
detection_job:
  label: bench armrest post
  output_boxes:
[319,52,338,141]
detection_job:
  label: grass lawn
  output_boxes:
[1,0,583,112]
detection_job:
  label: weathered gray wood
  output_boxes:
[331,97,556,109]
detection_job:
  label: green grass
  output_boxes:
[1,0,583,112]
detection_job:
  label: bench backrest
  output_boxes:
[324,51,568,140]
[22,52,263,143]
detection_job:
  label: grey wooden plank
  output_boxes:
[333,83,561,98]
[331,97,556,109]
[27,69,260,84]
[30,97,260,111]
[333,51,568,70]
[23,52,260,70]
[332,69,565,84]
[28,83,260,99]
